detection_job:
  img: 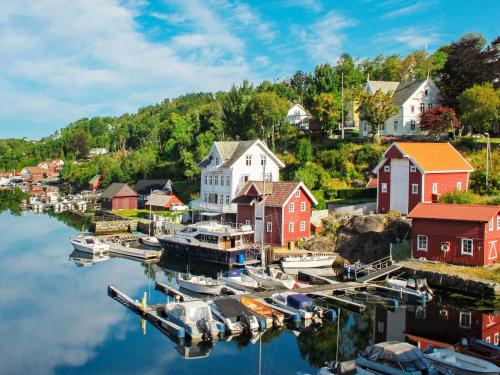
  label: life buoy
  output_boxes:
[441,242,450,252]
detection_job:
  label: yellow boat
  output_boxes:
[240,297,284,326]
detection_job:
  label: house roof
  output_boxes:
[408,203,499,223]
[134,179,169,195]
[145,192,175,207]
[234,180,318,206]
[368,80,400,94]
[374,142,474,173]
[366,177,378,189]
[100,183,138,199]
[88,174,101,184]
[22,167,46,174]
[392,79,426,106]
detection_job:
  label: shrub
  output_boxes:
[294,167,318,190]
[326,187,377,200]
[312,189,326,210]
[296,138,313,163]
[469,170,499,195]
[438,191,479,204]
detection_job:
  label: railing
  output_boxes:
[191,201,238,213]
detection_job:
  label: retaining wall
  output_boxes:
[328,202,377,216]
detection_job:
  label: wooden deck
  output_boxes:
[107,243,161,262]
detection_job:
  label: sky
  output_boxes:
[0,0,498,140]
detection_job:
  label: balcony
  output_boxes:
[191,201,238,214]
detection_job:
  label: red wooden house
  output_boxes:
[145,192,183,211]
[373,142,474,214]
[409,203,500,266]
[100,183,138,211]
[20,167,46,182]
[233,181,318,248]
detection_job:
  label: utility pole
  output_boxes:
[485,133,490,187]
[341,72,345,139]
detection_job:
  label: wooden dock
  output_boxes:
[107,243,161,263]
[356,264,402,283]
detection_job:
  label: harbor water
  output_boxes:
[0,210,498,375]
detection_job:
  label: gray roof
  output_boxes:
[198,140,257,168]
[145,192,173,207]
[100,183,138,199]
[392,79,426,105]
[368,80,400,94]
[134,179,168,195]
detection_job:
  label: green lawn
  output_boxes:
[113,209,184,220]
[474,137,500,144]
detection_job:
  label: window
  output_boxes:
[226,176,230,186]
[204,193,208,202]
[424,89,429,97]
[242,175,249,183]
[266,222,272,232]
[289,203,295,213]
[461,238,473,256]
[428,103,434,109]
[301,201,306,212]
[261,155,266,166]
[384,165,390,172]
[420,102,425,112]
[204,175,207,185]
[214,175,219,185]
[219,195,224,204]
[497,216,500,230]
[209,175,213,185]
[432,183,438,194]
[393,120,398,131]
[215,157,219,165]
[410,165,417,172]
[381,183,387,193]
[363,123,368,132]
[295,190,301,198]
[459,311,471,329]
[288,222,294,232]
[495,333,499,345]
[381,123,385,131]
[417,235,428,251]
[412,184,419,195]
[486,337,491,343]
[411,106,415,113]
[245,155,252,166]
[225,195,230,204]
[300,221,306,232]
[245,219,251,226]
[457,182,462,192]
[489,219,494,231]
[410,120,416,131]
[377,322,385,333]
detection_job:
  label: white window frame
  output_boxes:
[420,102,425,112]
[412,184,419,195]
[209,175,213,185]
[432,183,438,194]
[266,222,272,232]
[288,222,294,233]
[300,221,306,232]
[242,175,249,183]
[381,183,387,193]
[225,194,230,204]
[384,165,390,172]
[226,176,230,186]
[393,120,398,130]
[461,238,473,256]
[245,155,252,166]
[300,201,306,212]
[456,182,462,192]
[204,175,207,185]
[459,311,471,329]
[204,193,208,203]
[289,203,295,213]
[410,165,417,172]
[245,219,251,226]
[215,157,219,165]
[417,235,428,252]
[214,175,219,186]
[489,219,494,231]
[260,155,266,166]
[295,190,301,198]
[497,216,500,230]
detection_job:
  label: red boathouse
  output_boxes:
[409,203,500,266]
[100,183,138,211]
[373,142,474,214]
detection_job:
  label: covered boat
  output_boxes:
[164,300,222,341]
[245,266,295,290]
[425,347,500,375]
[387,277,434,302]
[210,298,259,334]
[270,292,322,320]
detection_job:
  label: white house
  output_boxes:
[286,103,312,131]
[192,140,285,217]
[88,148,108,157]
[360,78,439,137]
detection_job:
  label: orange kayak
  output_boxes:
[241,297,284,322]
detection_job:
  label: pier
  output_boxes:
[107,242,161,263]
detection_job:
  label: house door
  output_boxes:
[390,158,409,214]
[488,240,497,261]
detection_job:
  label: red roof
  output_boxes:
[366,177,377,189]
[408,203,499,222]
[234,180,318,206]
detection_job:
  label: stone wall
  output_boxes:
[328,202,377,216]
[93,220,138,234]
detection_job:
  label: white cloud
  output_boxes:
[382,2,426,19]
[373,27,440,49]
[279,0,323,12]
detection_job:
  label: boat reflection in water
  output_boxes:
[175,340,212,359]
[69,249,110,267]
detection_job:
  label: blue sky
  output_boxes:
[0,0,498,139]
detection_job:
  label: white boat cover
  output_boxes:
[168,301,212,323]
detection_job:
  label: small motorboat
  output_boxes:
[386,277,434,302]
[246,266,295,290]
[240,297,284,327]
[69,249,109,267]
[177,274,224,295]
[281,255,336,269]
[209,297,260,334]
[270,292,323,320]
[70,232,109,255]
[425,347,500,375]
[164,300,222,341]
[218,269,260,291]
[356,341,452,375]
[456,338,500,366]
[141,236,162,248]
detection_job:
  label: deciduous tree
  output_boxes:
[458,83,500,134]
[419,106,460,139]
[357,90,397,142]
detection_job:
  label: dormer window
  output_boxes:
[425,89,429,97]
[245,155,252,166]
[215,157,219,165]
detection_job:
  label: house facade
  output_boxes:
[286,103,312,131]
[100,183,138,211]
[20,167,46,181]
[88,175,102,191]
[193,140,285,218]
[374,142,474,214]
[233,181,317,248]
[408,203,499,266]
[360,78,439,137]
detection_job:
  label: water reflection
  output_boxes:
[69,250,110,267]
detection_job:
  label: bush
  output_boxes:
[312,189,326,210]
[438,191,479,204]
[469,170,499,195]
[326,187,377,200]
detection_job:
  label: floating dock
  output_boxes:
[107,243,161,263]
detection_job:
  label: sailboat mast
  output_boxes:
[261,159,266,267]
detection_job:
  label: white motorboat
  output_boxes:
[209,297,260,334]
[387,277,434,302]
[164,300,222,341]
[69,249,109,267]
[281,255,336,269]
[425,347,500,375]
[246,266,295,290]
[141,236,161,248]
[218,269,260,291]
[270,292,323,320]
[70,232,109,255]
[177,274,224,295]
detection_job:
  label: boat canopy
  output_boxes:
[168,301,213,323]
[287,294,314,310]
[214,298,245,322]
[366,342,429,371]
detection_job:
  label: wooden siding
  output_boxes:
[282,186,312,245]
[408,160,422,212]
[109,196,137,211]
[377,159,391,213]
[423,172,469,202]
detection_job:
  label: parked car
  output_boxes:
[170,203,187,211]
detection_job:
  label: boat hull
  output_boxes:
[178,279,223,295]
[71,241,108,255]
[425,350,500,375]
[141,237,162,248]
[246,267,295,289]
[281,256,336,269]
[219,276,259,291]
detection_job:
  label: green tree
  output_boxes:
[296,138,313,163]
[310,92,341,134]
[357,90,398,141]
[67,131,90,159]
[458,83,500,134]
[220,80,254,138]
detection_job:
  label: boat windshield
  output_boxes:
[85,238,96,244]
[186,306,212,323]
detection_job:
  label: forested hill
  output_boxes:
[0,33,498,200]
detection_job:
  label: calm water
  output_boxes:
[0,211,498,375]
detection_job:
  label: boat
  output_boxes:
[70,232,109,255]
[456,338,500,366]
[177,273,224,295]
[141,236,162,248]
[356,341,453,375]
[245,265,296,290]
[69,249,109,267]
[317,360,356,375]
[218,269,260,291]
[240,297,284,327]
[209,297,260,334]
[270,292,323,320]
[424,347,500,375]
[281,255,336,269]
[164,300,222,341]
[386,277,434,302]
[156,221,256,266]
